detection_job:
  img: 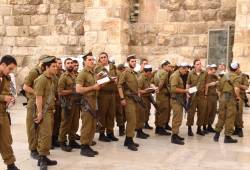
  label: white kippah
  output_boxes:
[210,64,217,68]
[206,64,211,68]
[179,63,189,67]
[144,64,152,69]
[230,62,239,69]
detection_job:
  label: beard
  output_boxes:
[129,64,135,69]
[67,67,73,72]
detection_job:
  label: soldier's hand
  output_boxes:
[34,113,43,124]
[4,95,15,104]
[93,83,101,91]
[121,99,126,106]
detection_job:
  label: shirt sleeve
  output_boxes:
[58,75,66,92]
[24,69,38,87]
[233,76,241,88]
[186,72,192,86]
[76,71,85,86]
[170,75,179,93]
[34,77,46,96]
[117,71,126,89]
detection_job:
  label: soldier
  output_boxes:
[76,52,100,157]
[58,58,81,152]
[136,64,153,139]
[153,60,172,136]
[213,62,241,143]
[186,59,207,136]
[73,59,79,76]
[33,56,58,169]
[233,70,249,137]
[0,55,19,170]
[170,63,189,145]
[118,54,140,151]
[204,64,219,133]
[23,55,46,159]
[116,64,126,136]
[95,52,118,142]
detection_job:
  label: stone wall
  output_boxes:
[233,0,250,73]
[129,0,236,66]
[0,0,85,88]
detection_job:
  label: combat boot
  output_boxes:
[87,145,99,155]
[207,124,216,133]
[237,128,244,137]
[155,127,171,136]
[30,149,39,160]
[99,132,111,142]
[224,136,238,143]
[69,140,81,149]
[7,164,20,170]
[144,122,153,130]
[165,123,172,131]
[80,145,95,157]
[176,135,185,141]
[37,156,57,166]
[124,136,139,147]
[107,132,119,141]
[60,142,72,152]
[188,126,194,136]
[125,137,138,151]
[233,127,239,135]
[136,129,148,139]
[171,134,184,145]
[38,156,47,170]
[141,130,150,137]
[213,132,220,142]
[131,138,139,147]
[197,126,205,136]
[119,125,125,136]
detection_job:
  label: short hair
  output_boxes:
[83,54,93,61]
[64,58,72,64]
[72,60,78,64]
[140,58,148,65]
[42,58,56,68]
[193,59,200,66]
[127,55,136,62]
[99,52,108,57]
[0,55,17,66]
[56,58,61,61]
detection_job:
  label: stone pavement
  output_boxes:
[1,96,250,170]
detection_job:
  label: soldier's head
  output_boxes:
[218,63,226,72]
[229,62,240,73]
[140,58,148,71]
[161,60,171,72]
[117,63,126,72]
[0,55,17,76]
[143,64,153,77]
[178,63,189,75]
[83,52,95,68]
[56,58,63,70]
[64,58,73,72]
[207,64,217,75]
[72,60,79,72]
[127,54,137,69]
[99,52,109,66]
[193,59,202,72]
[42,56,57,76]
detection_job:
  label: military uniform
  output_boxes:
[170,70,185,136]
[186,70,207,135]
[118,68,138,138]
[34,71,55,156]
[58,71,80,145]
[0,75,16,166]
[204,74,218,128]
[215,72,240,137]
[95,63,118,140]
[24,66,43,151]
[76,67,97,146]
[153,69,171,134]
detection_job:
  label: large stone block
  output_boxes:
[169,11,185,22]
[85,31,98,45]
[170,36,188,47]
[2,37,15,46]
[198,0,221,9]
[12,47,30,55]
[185,10,201,22]
[85,8,107,21]
[71,2,85,13]
[36,36,59,46]
[16,37,36,47]
[98,31,108,43]
[178,23,194,34]
[23,15,31,25]
[0,26,6,36]
[37,4,50,14]
[201,9,218,21]
[183,0,198,10]
[102,19,121,31]
[55,25,69,35]
[55,14,66,24]
[0,17,3,26]
[13,5,37,15]
[18,26,29,36]
[6,26,19,36]
[156,9,168,23]
[27,0,43,5]
[58,2,71,14]
[31,15,48,25]
[0,5,12,15]
[64,46,83,55]
[193,23,208,34]
[157,33,171,46]
[68,36,79,45]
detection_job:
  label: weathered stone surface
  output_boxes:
[157,33,171,46]
[183,0,198,10]
[185,10,201,22]
[2,37,15,46]
[13,5,37,15]
[37,4,50,14]
[169,11,185,22]
[18,26,29,36]
[6,26,19,36]
[0,5,12,15]
[31,15,48,25]
[27,0,43,5]
[16,37,36,47]
[0,16,3,26]
[201,9,218,21]
[198,0,221,9]
[71,2,85,14]
[0,26,6,36]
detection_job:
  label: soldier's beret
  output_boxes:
[39,55,49,61]
[82,52,93,60]
[41,55,56,64]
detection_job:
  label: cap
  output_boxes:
[144,64,153,72]
[39,55,48,61]
[82,52,93,60]
[230,62,239,69]
[161,60,170,66]
[210,64,217,68]
[179,63,189,68]
[41,55,56,64]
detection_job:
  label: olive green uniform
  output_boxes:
[186,70,207,127]
[0,75,16,166]
[153,69,171,128]
[137,73,151,129]
[95,63,117,134]
[24,66,42,151]
[235,73,249,128]
[34,71,55,156]
[118,68,138,137]
[76,67,97,145]
[58,71,80,142]
[204,74,218,126]
[115,70,125,126]
[170,70,185,135]
[215,72,240,136]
